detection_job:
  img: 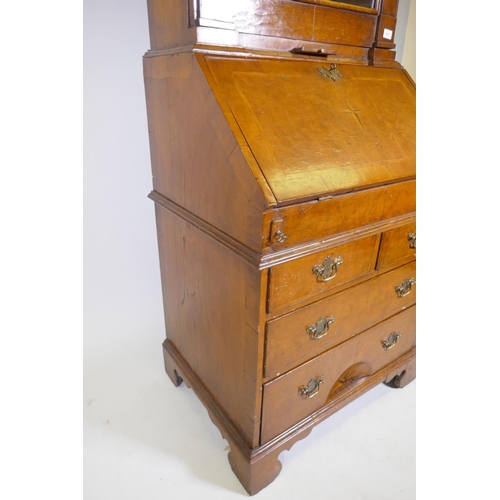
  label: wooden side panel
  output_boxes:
[374,0,399,49]
[146,0,197,50]
[154,203,264,447]
[144,51,270,252]
[382,0,399,16]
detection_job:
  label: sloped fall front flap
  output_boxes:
[202,55,416,204]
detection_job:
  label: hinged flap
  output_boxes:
[203,55,415,204]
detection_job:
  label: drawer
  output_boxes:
[268,234,379,313]
[377,221,416,270]
[265,261,416,379]
[263,180,416,251]
[261,306,416,444]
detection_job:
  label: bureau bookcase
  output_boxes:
[143,0,416,494]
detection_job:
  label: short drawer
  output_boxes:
[261,306,416,444]
[377,221,416,270]
[268,234,379,313]
[265,261,416,379]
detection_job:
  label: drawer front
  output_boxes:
[265,261,416,379]
[263,180,416,251]
[268,234,379,313]
[377,221,416,270]
[261,306,416,444]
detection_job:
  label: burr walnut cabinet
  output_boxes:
[143,0,416,494]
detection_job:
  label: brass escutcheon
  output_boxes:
[317,63,342,82]
[312,255,343,282]
[274,230,288,243]
[381,332,401,350]
[306,315,335,340]
[298,376,325,399]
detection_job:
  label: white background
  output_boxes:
[1,1,498,499]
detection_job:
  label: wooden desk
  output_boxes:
[144,0,415,494]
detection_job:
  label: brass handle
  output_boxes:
[269,218,288,244]
[312,256,343,282]
[306,315,335,340]
[298,376,324,399]
[274,230,288,243]
[408,232,416,249]
[395,278,415,298]
[381,332,401,350]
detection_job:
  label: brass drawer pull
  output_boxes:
[274,230,288,243]
[269,218,288,244]
[395,278,415,298]
[408,232,416,249]
[306,315,334,340]
[298,376,324,399]
[381,332,401,350]
[312,255,343,282]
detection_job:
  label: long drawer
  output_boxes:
[263,180,416,251]
[261,305,416,444]
[267,234,379,313]
[265,260,416,379]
